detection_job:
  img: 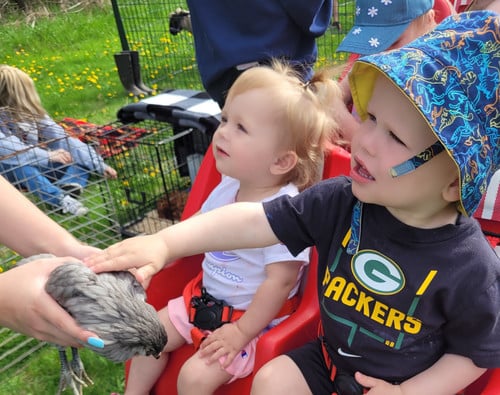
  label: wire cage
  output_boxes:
[111,0,202,94]
[110,0,357,95]
[89,118,211,237]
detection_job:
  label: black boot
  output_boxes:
[331,21,342,33]
[114,51,149,96]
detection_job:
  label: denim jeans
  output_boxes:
[0,161,89,207]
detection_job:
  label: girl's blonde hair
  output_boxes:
[0,65,47,121]
[225,60,342,190]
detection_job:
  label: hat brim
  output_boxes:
[336,22,410,55]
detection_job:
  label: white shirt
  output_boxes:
[201,176,310,310]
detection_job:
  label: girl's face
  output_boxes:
[350,75,457,223]
[212,88,289,184]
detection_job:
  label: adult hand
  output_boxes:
[84,234,169,287]
[49,149,73,164]
[0,256,101,348]
[104,165,118,179]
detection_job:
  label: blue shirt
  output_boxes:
[186,0,332,99]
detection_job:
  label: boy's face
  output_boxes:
[350,75,458,220]
[212,88,288,182]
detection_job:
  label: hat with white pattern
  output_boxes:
[337,0,434,55]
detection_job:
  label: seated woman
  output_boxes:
[0,65,117,216]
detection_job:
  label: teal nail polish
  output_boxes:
[87,337,104,349]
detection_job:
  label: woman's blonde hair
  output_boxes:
[0,65,47,121]
[225,60,342,190]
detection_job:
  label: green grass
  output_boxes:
[0,346,125,395]
[1,6,131,124]
[0,7,193,391]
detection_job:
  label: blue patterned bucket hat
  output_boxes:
[349,11,500,216]
[337,0,434,55]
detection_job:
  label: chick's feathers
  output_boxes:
[44,259,167,362]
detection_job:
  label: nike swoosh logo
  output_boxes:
[337,347,362,358]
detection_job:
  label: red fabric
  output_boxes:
[450,0,474,12]
[58,117,149,158]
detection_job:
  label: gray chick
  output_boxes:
[19,254,168,395]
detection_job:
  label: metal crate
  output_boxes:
[91,88,220,236]
[91,119,211,236]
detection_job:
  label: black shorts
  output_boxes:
[287,339,366,395]
[286,338,338,395]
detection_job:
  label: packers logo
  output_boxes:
[351,250,405,295]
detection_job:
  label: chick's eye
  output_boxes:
[220,115,227,124]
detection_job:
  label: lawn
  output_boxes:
[1,3,130,125]
[0,346,125,395]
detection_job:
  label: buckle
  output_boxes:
[189,288,233,330]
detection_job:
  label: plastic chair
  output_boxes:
[449,0,474,13]
[434,0,456,21]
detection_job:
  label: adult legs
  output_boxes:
[331,1,342,32]
[0,163,64,207]
[44,162,89,189]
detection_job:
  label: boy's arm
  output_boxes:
[86,202,280,282]
[199,259,304,366]
[356,353,486,395]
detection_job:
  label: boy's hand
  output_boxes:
[355,372,403,395]
[198,322,249,368]
[83,234,168,287]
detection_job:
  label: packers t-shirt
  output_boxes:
[263,176,500,382]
